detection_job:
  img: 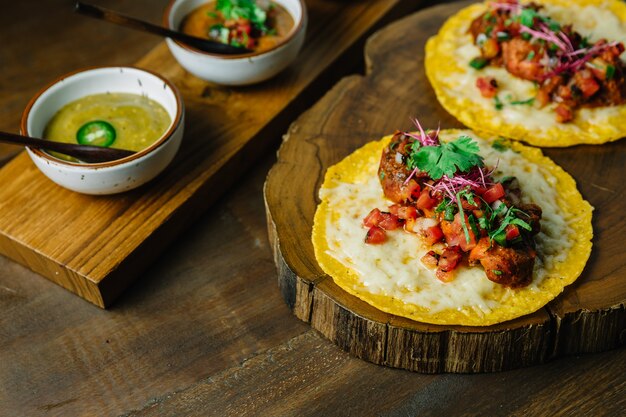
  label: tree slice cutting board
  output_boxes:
[264,1,626,373]
[0,0,423,308]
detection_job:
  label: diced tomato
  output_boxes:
[404,217,416,233]
[574,71,600,98]
[365,226,387,244]
[440,213,478,251]
[611,42,625,56]
[420,251,439,269]
[388,204,401,216]
[397,206,418,220]
[557,85,572,100]
[535,89,550,107]
[482,38,500,59]
[423,225,444,246]
[416,189,437,211]
[398,206,419,232]
[473,186,487,196]
[537,75,564,107]
[239,23,252,35]
[438,246,462,272]
[555,104,573,123]
[400,179,421,202]
[436,268,455,283]
[476,76,498,98]
[482,183,505,204]
[473,209,484,218]
[588,58,610,81]
[379,212,403,231]
[468,237,491,265]
[363,208,384,227]
[461,198,480,211]
[505,224,520,240]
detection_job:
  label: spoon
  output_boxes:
[74,1,252,55]
[0,131,136,164]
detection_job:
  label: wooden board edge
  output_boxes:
[309,282,388,366]
[264,190,317,322]
[386,320,552,373]
[308,276,553,373]
[0,231,105,307]
[551,304,626,356]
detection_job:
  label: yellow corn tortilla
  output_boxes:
[312,130,593,326]
[425,0,626,147]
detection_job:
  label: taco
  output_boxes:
[425,0,626,146]
[312,126,592,326]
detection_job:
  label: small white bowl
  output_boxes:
[21,66,185,195]
[164,0,307,85]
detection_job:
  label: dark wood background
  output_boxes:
[0,1,624,416]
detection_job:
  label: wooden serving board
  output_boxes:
[0,0,424,308]
[264,1,626,373]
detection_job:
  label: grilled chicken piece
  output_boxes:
[378,132,430,203]
[469,238,536,288]
[502,38,543,81]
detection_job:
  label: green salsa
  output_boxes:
[43,93,171,157]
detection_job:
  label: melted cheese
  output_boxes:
[425,0,626,147]
[312,131,593,326]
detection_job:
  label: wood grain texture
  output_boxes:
[0,0,423,308]
[2,2,624,416]
[264,1,626,373]
[125,330,626,417]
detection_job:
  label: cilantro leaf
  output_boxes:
[408,136,484,180]
[517,8,538,27]
[468,214,480,237]
[606,65,616,80]
[216,0,270,32]
[409,145,444,178]
[456,190,472,244]
[458,187,477,206]
[492,137,511,152]
[509,97,535,106]
[487,206,533,245]
[494,95,504,110]
[217,0,233,18]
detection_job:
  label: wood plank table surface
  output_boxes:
[0,1,624,416]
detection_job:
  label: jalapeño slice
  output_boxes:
[76,120,116,147]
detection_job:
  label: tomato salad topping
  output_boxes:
[469,0,626,123]
[208,0,278,50]
[363,120,542,288]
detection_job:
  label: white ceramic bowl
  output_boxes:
[21,66,185,195]
[164,0,307,85]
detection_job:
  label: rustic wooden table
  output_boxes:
[1,1,624,416]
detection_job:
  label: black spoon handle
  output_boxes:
[0,131,135,164]
[74,1,252,55]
